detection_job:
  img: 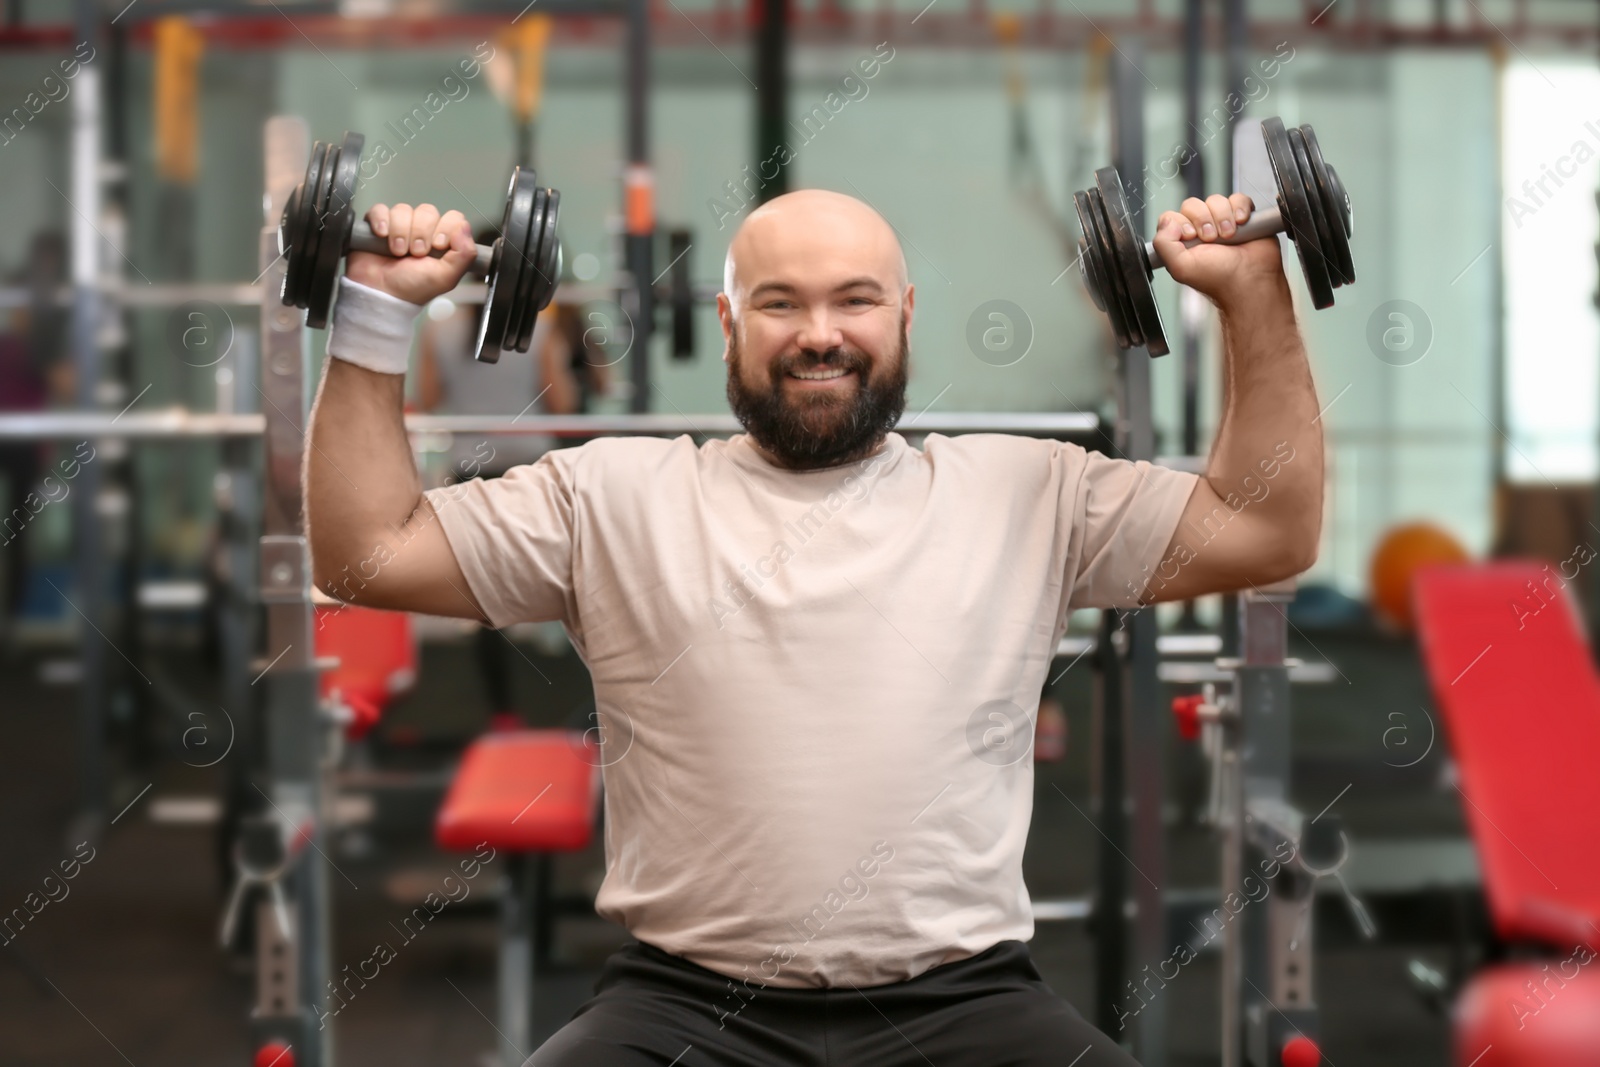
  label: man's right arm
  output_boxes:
[306,202,487,621]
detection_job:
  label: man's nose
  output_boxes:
[794,308,844,353]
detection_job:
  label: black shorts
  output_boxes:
[530,939,1141,1066]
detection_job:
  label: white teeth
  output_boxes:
[790,368,849,380]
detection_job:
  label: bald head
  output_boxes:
[723,190,908,312]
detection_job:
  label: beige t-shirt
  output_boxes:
[424,430,1197,989]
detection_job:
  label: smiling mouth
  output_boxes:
[787,367,853,382]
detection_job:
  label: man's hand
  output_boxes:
[346,203,476,306]
[1151,193,1288,311]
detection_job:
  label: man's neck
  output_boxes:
[747,434,891,472]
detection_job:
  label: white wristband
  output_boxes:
[326,277,425,376]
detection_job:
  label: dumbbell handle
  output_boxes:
[347,219,495,278]
[1143,206,1284,270]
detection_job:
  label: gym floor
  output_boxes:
[0,624,1458,1066]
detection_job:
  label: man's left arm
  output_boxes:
[1140,193,1325,604]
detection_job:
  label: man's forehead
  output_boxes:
[725,190,907,296]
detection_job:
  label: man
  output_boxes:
[306,188,1321,1066]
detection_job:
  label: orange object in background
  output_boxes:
[1370,522,1470,632]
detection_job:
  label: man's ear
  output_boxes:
[718,292,737,363]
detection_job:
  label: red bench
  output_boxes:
[1414,561,1600,1066]
[436,730,601,1067]
[314,604,417,740]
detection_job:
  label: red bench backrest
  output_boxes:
[1413,561,1600,948]
[314,605,417,738]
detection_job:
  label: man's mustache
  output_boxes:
[774,351,867,376]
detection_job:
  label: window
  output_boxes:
[1502,60,1600,483]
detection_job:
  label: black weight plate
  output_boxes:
[522,188,561,346]
[1075,188,1132,348]
[1071,192,1110,314]
[1299,126,1355,289]
[1097,167,1168,356]
[281,142,327,310]
[520,189,552,350]
[1287,127,1335,308]
[307,140,345,329]
[307,139,341,308]
[1262,117,1330,311]
[475,236,506,362]
[507,186,547,352]
[1321,164,1355,285]
[533,188,561,316]
[279,181,306,308]
[476,168,536,363]
[1082,186,1143,350]
[481,171,531,362]
[1095,191,1149,351]
[307,131,363,329]
[502,183,542,353]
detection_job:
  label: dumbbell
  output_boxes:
[1073,116,1354,356]
[278,130,562,363]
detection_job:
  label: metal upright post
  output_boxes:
[68,0,107,843]
[1176,0,1206,633]
[1111,40,1168,1067]
[250,117,331,1067]
[755,0,791,200]
[217,338,261,892]
[623,0,654,413]
[1233,582,1317,1067]
[1219,0,1247,658]
[1090,607,1127,1039]
[1221,0,1248,191]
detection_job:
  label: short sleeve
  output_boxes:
[422,449,579,629]
[1058,443,1200,611]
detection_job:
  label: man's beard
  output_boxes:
[725,316,909,471]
